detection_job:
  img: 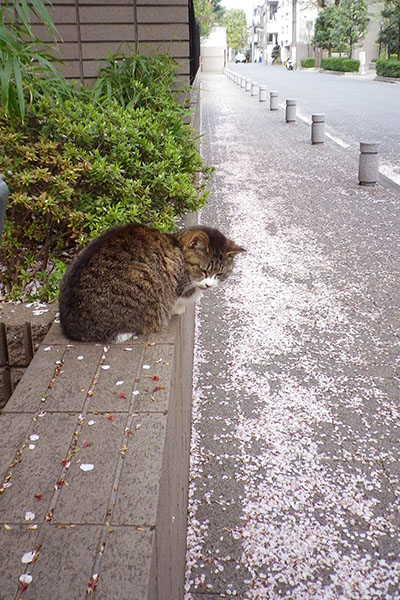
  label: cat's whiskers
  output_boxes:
[177,280,198,301]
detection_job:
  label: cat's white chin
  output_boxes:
[197,276,219,290]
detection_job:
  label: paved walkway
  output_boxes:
[185,73,400,599]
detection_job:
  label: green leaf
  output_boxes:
[12,53,25,120]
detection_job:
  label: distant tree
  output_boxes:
[271,43,281,63]
[212,0,226,23]
[314,4,339,56]
[336,0,368,58]
[193,0,226,39]
[378,0,400,59]
[193,0,215,38]
[226,9,247,51]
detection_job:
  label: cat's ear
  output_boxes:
[182,230,210,252]
[226,240,246,256]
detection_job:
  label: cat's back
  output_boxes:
[59,223,184,341]
[63,223,179,285]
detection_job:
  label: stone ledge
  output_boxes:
[0,306,194,600]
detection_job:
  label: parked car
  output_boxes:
[235,53,246,63]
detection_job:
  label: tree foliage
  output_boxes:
[193,0,226,39]
[314,4,339,56]
[336,0,367,58]
[378,0,400,60]
[226,9,247,52]
[313,0,367,58]
[193,0,215,38]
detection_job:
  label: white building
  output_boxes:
[252,0,380,68]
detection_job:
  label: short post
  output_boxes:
[359,51,366,76]
[0,177,9,241]
[311,114,325,144]
[358,142,380,186]
[259,85,267,102]
[270,91,278,111]
[241,76,246,88]
[285,99,297,122]
[235,74,240,85]
[245,78,251,92]
[251,81,258,96]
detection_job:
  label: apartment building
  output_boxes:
[251,0,379,68]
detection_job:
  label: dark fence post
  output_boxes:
[0,177,9,241]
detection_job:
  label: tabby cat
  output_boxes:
[59,223,245,343]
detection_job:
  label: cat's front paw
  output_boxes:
[172,302,187,315]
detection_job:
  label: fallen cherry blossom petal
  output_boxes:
[24,511,35,521]
[87,573,99,594]
[142,364,151,369]
[21,551,35,564]
[116,380,124,385]
[88,420,96,426]
[101,365,111,370]
[29,434,39,441]
[19,582,29,594]
[28,444,35,450]
[77,355,84,360]
[19,574,33,584]
[80,463,94,472]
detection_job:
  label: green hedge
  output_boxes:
[376,58,400,78]
[321,57,360,72]
[301,57,315,68]
[0,56,213,301]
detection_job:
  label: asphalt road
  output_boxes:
[230,63,400,185]
[185,73,400,600]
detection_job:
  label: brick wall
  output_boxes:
[32,0,192,85]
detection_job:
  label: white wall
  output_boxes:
[201,26,227,72]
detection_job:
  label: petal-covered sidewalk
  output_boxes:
[185,73,400,599]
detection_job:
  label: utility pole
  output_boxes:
[292,0,297,68]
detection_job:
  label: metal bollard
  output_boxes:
[270,91,278,111]
[251,81,258,96]
[0,177,9,241]
[241,76,246,88]
[311,114,325,144]
[245,78,251,92]
[285,99,297,122]
[358,142,380,186]
[259,85,267,102]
